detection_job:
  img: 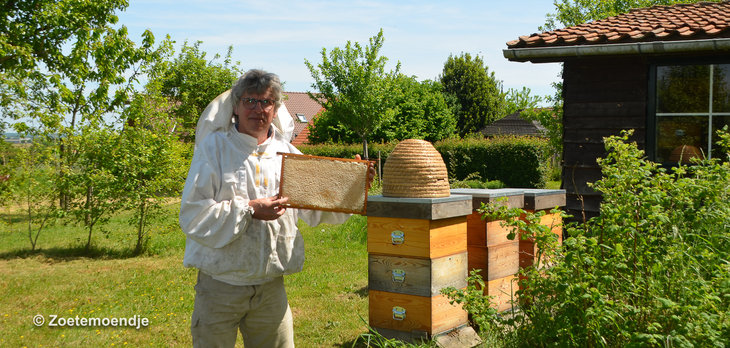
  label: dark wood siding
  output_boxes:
[561,56,648,221]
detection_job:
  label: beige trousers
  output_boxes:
[191,272,294,348]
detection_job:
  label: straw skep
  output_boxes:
[382,139,450,198]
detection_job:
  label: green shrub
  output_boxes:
[444,130,730,347]
[436,136,550,188]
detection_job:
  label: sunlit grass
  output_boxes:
[0,199,378,347]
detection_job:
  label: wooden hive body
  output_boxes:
[519,189,567,292]
[367,216,466,259]
[368,290,467,336]
[368,253,467,297]
[452,189,525,311]
[366,195,474,341]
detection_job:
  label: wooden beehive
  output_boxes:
[366,195,475,341]
[368,253,467,297]
[368,290,467,336]
[367,216,466,259]
[519,189,566,270]
[452,188,524,311]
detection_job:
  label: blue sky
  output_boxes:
[117,0,562,100]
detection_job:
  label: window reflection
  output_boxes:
[714,64,730,113]
[655,63,730,162]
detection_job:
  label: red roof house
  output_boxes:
[503,1,730,219]
[282,92,324,146]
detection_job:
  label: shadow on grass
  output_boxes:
[0,244,142,261]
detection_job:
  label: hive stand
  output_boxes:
[450,188,525,312]
[519,189,566,273]
[366,195,481,347]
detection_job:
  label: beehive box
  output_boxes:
[366,195,471,259]
[369,290,468,336]
[369,252,467,297]
[451,189,524,310]
[366,195,475,344]
[487,275,519,312]
[367,216,467,259]
[451,189,524,246]
[519,189,566,269]
[467,243,520,281]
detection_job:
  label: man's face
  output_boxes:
[234,89,278,141]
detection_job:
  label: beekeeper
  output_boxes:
[179,69,371,347]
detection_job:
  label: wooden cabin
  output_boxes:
[503,2,730,219]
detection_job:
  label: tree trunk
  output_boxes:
[85,185,92,226]
[361,137,369,160]
[135,200,146,255]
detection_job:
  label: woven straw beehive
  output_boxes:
[382,139,450,198]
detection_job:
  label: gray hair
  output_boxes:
[231,69,283,110]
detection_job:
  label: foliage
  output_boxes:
[449,175,505,190]
[444,130,730,347]
[505,86,563,161]
[145,40,242,142]
[116,93,188,254]
[440,53,505,137]
[372,77,456,143]
[63,128,127,251]
[437,136,550,188]
[542,0,724,30]
[305,29,399,158]
[308,76,456,145]
[0,0,129,74]
[4,142,59,250]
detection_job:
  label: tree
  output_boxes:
[146,40,242,142]
[373,76,457,143]
[63,127,126,251]
[8,142,58,251]
[4,3,156,211]
[307,75,457,144]
[506,87,563,160]
[117,92,188,254]
[305,29,399,158]
[440,53,505,137]
[0,0,131,120]
[0,0,128,73]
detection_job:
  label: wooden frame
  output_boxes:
[278,153,371,214]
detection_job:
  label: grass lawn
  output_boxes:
[0,200,374,347]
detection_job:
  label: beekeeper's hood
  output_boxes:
[193,89,295,151]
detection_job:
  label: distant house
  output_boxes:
[481,111,547,137]
[282,92,324,146]
[503,2,730,219]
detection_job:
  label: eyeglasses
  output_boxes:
[241,97,276,111]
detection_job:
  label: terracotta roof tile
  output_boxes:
[282,92,324,145]
[507,1,730,48]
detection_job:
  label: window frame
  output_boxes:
[647,57,730,164]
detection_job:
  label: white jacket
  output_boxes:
[179,90,347,286]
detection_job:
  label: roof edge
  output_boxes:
[503,38,730,63]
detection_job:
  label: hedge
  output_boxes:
[297,136,550,188]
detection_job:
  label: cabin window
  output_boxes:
[654,64,730,163]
